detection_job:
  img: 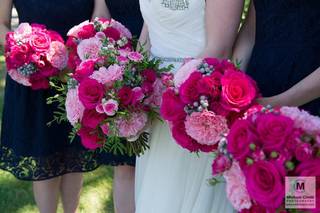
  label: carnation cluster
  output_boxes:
[61,18,172,155]
[160,58,258,152]
[5,23,68,89]
[211,105,320,213]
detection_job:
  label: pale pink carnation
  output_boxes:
[280,106,320,134]
[128,52,144,62]
[102,99,119,116]
[77,37,102,61]
[111,19,132,39]
[90,65,124,85]
[95,32,106,40]
[118,49,130,57]
[7,69,31,86]
[185,111,229,145]
[46,41,68,70]
[116,112,148,138]
[223,162,252,211]
[174,58,202,88]
[117,55,129,64]
[67,20,90,37]
[66,87,85,126]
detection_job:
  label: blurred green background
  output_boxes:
[0,1,251,212]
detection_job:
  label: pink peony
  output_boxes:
[66,87,85,126]
[256,114,294,152]
[73,59,96,82]
[174,58,202,88]
[90,64,124,85]
[7,69,31,86]
[245,161,285,209]
[160,89,186,122]
[81,109,106,129]
[102,99,119,116]
[185,111,229,145]
[280,106,320,135]
[78,127,103,150]
[223,162,252,211]
[128,51,144,62]
[29,31,51,52]
[115,112,148,138]
[179,72,202,104]
[212,154,232,175]
[46,41,68,70]
[77,37,102,61]
[78,78,105,109]
[221,70,257,112]
[227,119,257,160]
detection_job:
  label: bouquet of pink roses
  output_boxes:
[160,58,258,152]
[5,23,68,90]
[48,18,172,156]
[211,105,320,213]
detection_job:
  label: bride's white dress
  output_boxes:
[135,0,234,212]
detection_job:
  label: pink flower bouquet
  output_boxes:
[160,58,258,152]
[5,23,68,90]
[211,105,320,213]
[49,18,172,156]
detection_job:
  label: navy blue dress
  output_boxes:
[98,0,144,166]
[247,0,320,115]
[0,0,100,181]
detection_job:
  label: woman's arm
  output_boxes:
[0,0,13,46]
[200,0,244,58]
[138,23,151,53]
[258,68,320,107]
[232,1,256,70]
[92,0,111,19]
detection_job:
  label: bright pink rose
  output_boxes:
[81,109,106,129]
[245,161,285,209]
[67,50,81,70]
[212,154,232,175]
[295,159,320,213]
[103,27,121,41]
[142,69,157,83]
[118,86,133,106]
[77,37,102,61]
[29,74,49,90]
[185,111,228,145]
[102,99,119,116]
[73,60,96,82]
[47,30,64,43]
[78,127,103,150]
[8,45,28,68]
[67,21,90,37]
[78,78,105,109]
[221,70,257,112]
[227,119,257,160]
[256,114,294,152]
[160,89,186,122]
[78,24,96,39]
[46,41,68,70]
[171,121,201,152]
[197,73,221,99]
[66,36,78,50]
[295,142,313,162]
[29,31,51,52]
[132,87,145,104]
[128,51,144,62]
[141,81,154,95]
[179,72,202,104]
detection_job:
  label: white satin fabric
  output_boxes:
[135,1,234,212]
